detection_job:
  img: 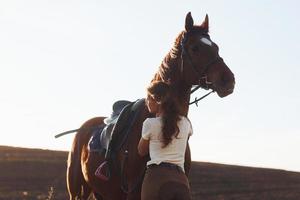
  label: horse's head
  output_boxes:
[181,12,235,97]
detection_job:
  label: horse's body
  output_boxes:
[67,13,235,200]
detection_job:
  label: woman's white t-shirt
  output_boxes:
[141,116,193,171]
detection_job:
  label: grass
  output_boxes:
[1,145,300,200]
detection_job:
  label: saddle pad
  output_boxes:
[88,125,106,153]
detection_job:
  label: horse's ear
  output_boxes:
[185,12,194,32]
[200,14,209,32]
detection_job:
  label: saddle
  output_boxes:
[89,100,132,153]
[92,99,146,181]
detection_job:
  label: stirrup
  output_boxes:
[95,161,111,181]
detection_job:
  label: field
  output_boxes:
[1,145,300,200]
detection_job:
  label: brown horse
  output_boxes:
[67,12,235,200]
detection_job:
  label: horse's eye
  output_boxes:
[191,45,200,53]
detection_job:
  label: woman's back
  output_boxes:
[138,80,192,200]
[142,116,192,171]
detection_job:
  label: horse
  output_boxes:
[67,12,235,200]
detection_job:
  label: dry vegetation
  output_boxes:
[1,145,300,200]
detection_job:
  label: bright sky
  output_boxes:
[1,1,299,172]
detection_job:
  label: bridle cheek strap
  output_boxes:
[181,46,223,85]
[180,32,224,89]
[180,33,224,104]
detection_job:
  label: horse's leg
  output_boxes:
[69,116,134,200]
[94,192,104,200]
[67,136,84,200]
[82,180,92,199]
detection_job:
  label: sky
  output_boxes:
[0,0,300,172]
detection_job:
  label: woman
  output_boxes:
[138,81,193,200]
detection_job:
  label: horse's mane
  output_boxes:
[153,26,207,84]
[152,31,185,83]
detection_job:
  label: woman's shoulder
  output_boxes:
[143,117,162,134]
[144,117,162,125]
[179,116,192,127]
[179,115,190,122]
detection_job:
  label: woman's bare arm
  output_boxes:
[138,138,149,156]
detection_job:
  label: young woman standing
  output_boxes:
[138,81,193,200]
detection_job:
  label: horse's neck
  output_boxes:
[153,49,192,116]
[174,82,191,116]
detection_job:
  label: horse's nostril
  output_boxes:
[221,73,234,87]
[221,75,229,85]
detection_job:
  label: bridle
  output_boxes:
[180,31,223,105]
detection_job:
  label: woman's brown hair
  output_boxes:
[147,81,180,147]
